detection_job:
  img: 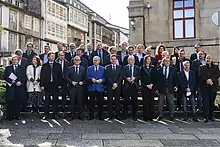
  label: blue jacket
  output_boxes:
[87,65,105,92]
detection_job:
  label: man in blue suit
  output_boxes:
[87,56,105,120]
[156,57,178,121]
[178,61,198,122]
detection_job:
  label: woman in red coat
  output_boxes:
[155,44,166,61]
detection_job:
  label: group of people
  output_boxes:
[3,41,220,123]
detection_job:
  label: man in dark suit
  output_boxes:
[65,42,76,62]
[122,55,140,121]
[15,49,29,69]
[191,51,206,111]
[55,51,70,113]
[4,55,26,120]
[178,61,198,122]
[117,42,128,65]
[75,48,89,69]
[175,49,190,111]
[66,56,86,120]
[135,44,146,67]
[145,46,158,67]
[84,43,94,63]
[190,44,201,64]
[156,57,178,121]
[23,42,37,64]
[39,45,50,64]
[105,54,122,120]
[14,49,29,112]
[55,43,64,59]
[199,54,220,123]
[176,49,190,73]
[87,56,105,120]
[40,52,62,119]
[123,46,139,67]
[90,42,109,67]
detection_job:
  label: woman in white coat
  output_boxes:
[26,56,43,113]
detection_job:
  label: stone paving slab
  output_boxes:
[160,139,220,146]
[6,138,57,146]
[82,133,141,140]
[99,127,122,133]
[103,140,164,146]
[171,128,203,134]
[63,127,99,133]
[122,128,172,134]
[198,128,220,134]
[140,133,198,140]
[48,133,81,140]
[195,134,220,139]
[56,139,103,146]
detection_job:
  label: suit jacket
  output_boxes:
[135,53,146,67]
[66,65,86,87]
[176,57,190,72]
[39,53,48,64]
[20,58,29,69]
[156,66,177,93]
[122,64,140,89]
[4,65,26,101]
[199,63,220,92]
[55,59,70,78]
[40,61,62,90]
[140,66,156,89]
[90,49,109,66]
[117,50,128,65]
[105,64,122,88]
[178,70,195,93]
[190,53,198,63]
[87,65,105,92]
[122,55,139,67]
[191,59,205,88]
[23,50,37,64]
[84,51,93,66]
[151,57,158,68]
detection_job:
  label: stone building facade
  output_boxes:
[128,0,220,61]
[0,0,42,65]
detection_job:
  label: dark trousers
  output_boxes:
[158,89,175,117]
[7,99,21,118]
[107,86,121,117]
[44,83,58,115]
[175,89,182,110]
[60,80,68,111]
[69,86,83,116]
[182,93,196,115]
[142,88,154,120]
[89,91,104,117]
[202,88,216,119]
[123,85,137,118]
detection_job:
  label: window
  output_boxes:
[9,9,17,22]
[24,15,32,29]
[173,0,195,39]
[33,18,40,32]
[52,3,55,16]
[9,32,17,45]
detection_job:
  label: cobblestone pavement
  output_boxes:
[1,117,220,146]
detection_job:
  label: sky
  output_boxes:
[80,0,129,29]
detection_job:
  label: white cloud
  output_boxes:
[80,0,129,28]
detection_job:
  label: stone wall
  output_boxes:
[128,0,220,61]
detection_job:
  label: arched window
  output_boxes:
[173,0,195,39]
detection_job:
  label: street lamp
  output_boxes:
[130,18,136,31]
[129,15,146,48]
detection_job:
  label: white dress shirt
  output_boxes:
[136,53,143,62]
[184,70,189,81]
[163,66,169,79]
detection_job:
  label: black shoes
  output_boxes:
[204,119,209,123]
[157,116,163,121]
[169,116,174,121]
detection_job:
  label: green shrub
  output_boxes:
[0,86,6,104]
[0,67,4,80]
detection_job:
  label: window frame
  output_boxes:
[173,0,196,39]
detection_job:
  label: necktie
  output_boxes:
[50,63,53,82]
[99,50,103,63]
[129,65,133,77]
[113,65,116,71]
[77,66,79,74]
[95,66,98,75]
[14,65,17,74]
[165,67,168,79]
